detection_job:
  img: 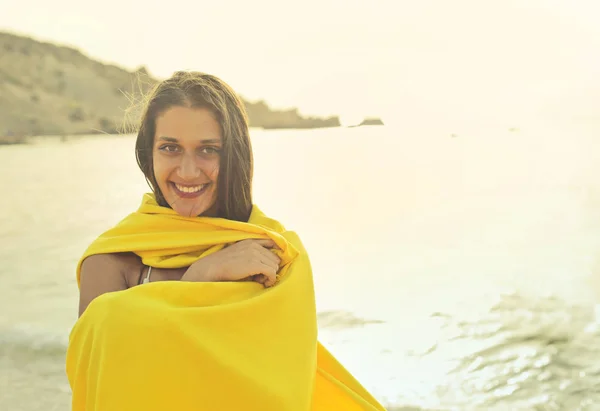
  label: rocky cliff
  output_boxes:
[0,31,340,139]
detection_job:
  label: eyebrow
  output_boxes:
[157,136,221,144]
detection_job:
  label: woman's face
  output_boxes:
[152,106,222,217]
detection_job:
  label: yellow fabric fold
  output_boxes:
[66,194,386,411]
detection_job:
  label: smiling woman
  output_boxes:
[66,71,385,411]
[135,71,253,222]
[152,107,222,218]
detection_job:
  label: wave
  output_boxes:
[5,295,600,410]
[0,324,68,357]
[423,293,600,410]
[317,310,386,329]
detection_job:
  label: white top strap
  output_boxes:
[142,266,152,284]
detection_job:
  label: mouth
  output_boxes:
[170,182,210,199]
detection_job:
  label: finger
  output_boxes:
[254,262,277,287]
[264,273,277,288]
[257,256,279,276]
[251,239,280,250]
[234,275,254,282]
[257,246,281,267]
[249,241,281,266]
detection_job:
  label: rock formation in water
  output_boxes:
[349,117,384,127]
[0,31,341,141]
[244,100,339,129]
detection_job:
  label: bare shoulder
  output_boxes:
[78,253,142,316]
[81,253,124,273]
[81,253,140,275]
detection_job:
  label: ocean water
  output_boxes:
[1,124,600,410]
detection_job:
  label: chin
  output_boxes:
[170,201,212,217]
[160,183,217,217]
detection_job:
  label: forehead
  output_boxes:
[155,106,222,143]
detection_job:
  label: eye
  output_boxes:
[158,144,180,153]
[199,146,220,155]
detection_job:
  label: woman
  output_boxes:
[67,71,385,411]
[78,71,280,316]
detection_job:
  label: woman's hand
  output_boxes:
[181,239,282,287]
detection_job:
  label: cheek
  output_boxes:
[152,154,170,183]
[205,159,220,181]
[152,156,161,177]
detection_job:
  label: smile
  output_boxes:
[170,182,209,198]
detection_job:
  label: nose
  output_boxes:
[177,153,201,179]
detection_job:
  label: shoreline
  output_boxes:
[0,123,387,146]
[0,135,28,145]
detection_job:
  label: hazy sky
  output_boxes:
[1,0,599,127]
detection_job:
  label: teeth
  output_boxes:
[175,183,205,193]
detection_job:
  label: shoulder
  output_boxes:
[78,253,142,316]
[81,252,135,271]
[81,253,142,286]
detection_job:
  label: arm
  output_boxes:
[180,239,280,287]
[78,254,128,317]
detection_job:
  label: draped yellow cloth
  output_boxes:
[66,194,386,411]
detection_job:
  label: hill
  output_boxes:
[0,31,340,139]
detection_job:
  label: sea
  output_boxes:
[1,123,600,410]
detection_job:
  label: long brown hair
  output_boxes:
[134,71,253,222]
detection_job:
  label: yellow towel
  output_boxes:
[66,193,386,411]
